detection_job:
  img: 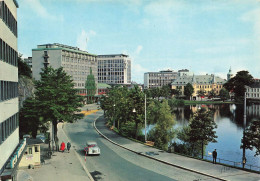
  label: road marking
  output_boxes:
[60,124,94,181]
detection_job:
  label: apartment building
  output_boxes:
[0,1,26,180]
[97,54,131,85]
[144,70,178,89]
[246,79,260,101]
[32,43,98,95]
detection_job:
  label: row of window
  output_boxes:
[0,1,18,37]
[247,93,260,98]
[0,113,19,144]
[0,81,18,102]
[0,38,18,66]
[247,88,260,92]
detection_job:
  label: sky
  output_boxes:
[17,0,260,83]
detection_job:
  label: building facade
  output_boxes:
[144,70,178,89]
[0,1,25,180]
[97,54,131,85]
[171,74,226,99]
[23,57,32,70]
[32,43,98,95]
[246,80,260,101]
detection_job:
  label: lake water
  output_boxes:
[172,103,260,170]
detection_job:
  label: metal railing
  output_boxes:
[203,155,260,172]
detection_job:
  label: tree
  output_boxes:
[85,68,96,103]
[197,90,205,101]
[188,109,217,159]
[34,67,84,149]
[219,88,230,102]
[148,100,175,150]
[184,83,194,100]
[161,85,171,99]
[172,87,181,98]
[18,54,32,78]
[242,120,260,156]
[208,90,216,99]
[224,71,254,100]
[150,87,161,100]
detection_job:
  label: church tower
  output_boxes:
[227,67,233,81]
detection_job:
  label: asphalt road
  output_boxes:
[63,110,215,181]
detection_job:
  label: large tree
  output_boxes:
[184,83,194,100]
[188,109,217,159]
[161,85,171,99]
[219,88,230,102]
[34,67,84,150]
[242,120,260,156]
[224,71,254,100]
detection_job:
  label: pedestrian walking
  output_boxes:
[67,141,71,153]
[60,141,66,153]
[212,149,217,164]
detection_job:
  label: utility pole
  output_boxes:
[145,93,147,142]
[242,92,247,168]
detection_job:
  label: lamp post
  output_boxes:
[113,104,115,128]
[144,93,147,142]
[242,92,247,168]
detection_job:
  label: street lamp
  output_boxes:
[144,93,147,142]
[113,104,115,128]
[242,92,247,168]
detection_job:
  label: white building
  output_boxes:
[0,1,26,180]
[144,70,178,89]
[246,80,260,100]
[97,54,131,85]
[32,43,97,95]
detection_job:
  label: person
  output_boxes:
[67,141,71,153]
[60,141,65,153]
[212,149,217,164]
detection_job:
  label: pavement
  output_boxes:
[17,122,94,181]
[94,113,260,181]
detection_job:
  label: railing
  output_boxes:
[203,155,260,172]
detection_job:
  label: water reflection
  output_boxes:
[173,103,260,168]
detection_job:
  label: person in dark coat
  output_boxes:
[67,142,71,153]
[212,149,217,164]
[60,141,66,153]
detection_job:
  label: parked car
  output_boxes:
[84,141,100,155]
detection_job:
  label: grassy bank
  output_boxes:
[184,100,234,105]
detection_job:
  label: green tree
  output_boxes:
[85,68,96,103]
[18,54,32,78]
[161,85,171,99]
[148,100,175,150]
[35,67,84,149]
[208,90,216,99]
[219,88,230,102]
[242,120,260,156]
[184,83,194,100]
[197,90,205,101]
[150,87,161,100]
[172,87,181,98]
[188,109,217,159]
[224,71,254,100]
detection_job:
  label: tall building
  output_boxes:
[171,74,226,100]
[97,54,131,85]
[0,1,26,180]
[32,43,97,95]
[227,67,234,81]
[144,69,178,89]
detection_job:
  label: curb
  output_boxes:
[59,123,95,181]
[93,117,228,181]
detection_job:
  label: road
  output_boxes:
[63,110,216,181]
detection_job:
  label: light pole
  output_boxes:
[242,92,247,168]
[144,93,147,142]
[113,104,115,128]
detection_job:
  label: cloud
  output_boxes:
[24,0,61,21]
[76,29,97,51]
[135,45,143,55]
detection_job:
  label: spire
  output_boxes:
[192,74,196,83]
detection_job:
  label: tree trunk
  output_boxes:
[201,142,204,159]
[52,120,58,151]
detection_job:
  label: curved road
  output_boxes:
[63,111,215,181]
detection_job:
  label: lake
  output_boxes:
[172,103,260,170]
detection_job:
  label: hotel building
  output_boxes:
[0,1,26,180]
[32,43,98,95]
[97,54,131,85]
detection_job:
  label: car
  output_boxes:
[84,141,100,155]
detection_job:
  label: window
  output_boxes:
[0,38,18,66]
[35,146,39,152]
[29,148,33,154]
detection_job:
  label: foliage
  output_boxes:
[184,83,194,100]
[147,100,175,150]
[208,90,216,98]
[242,120,260,156]
[172,87,181,98]
[34,67,84,145]
[219,88,230,101]
[150,87,161,100]
[168,98,185,112]
[161,85,171,99]
[18,54,32,78]
[187,108,217,158]
[197,90,205,100]
[224,70,254,100]
[85,67,96,103]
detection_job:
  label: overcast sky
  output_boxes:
[18,0,260,83]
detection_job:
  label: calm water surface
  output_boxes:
[173,103,260,170]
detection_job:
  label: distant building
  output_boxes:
[0,1,26,180]
[97,54,131,85]
[178,69,193,76]
[171,74,226,100]
[97,83,111,95]
[144,69,178,89]
[23,57,32,70]
[245,80,260,101]
[32,43,97,95]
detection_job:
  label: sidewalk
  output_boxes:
[17,123,93,181]
[95,115,260,181]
